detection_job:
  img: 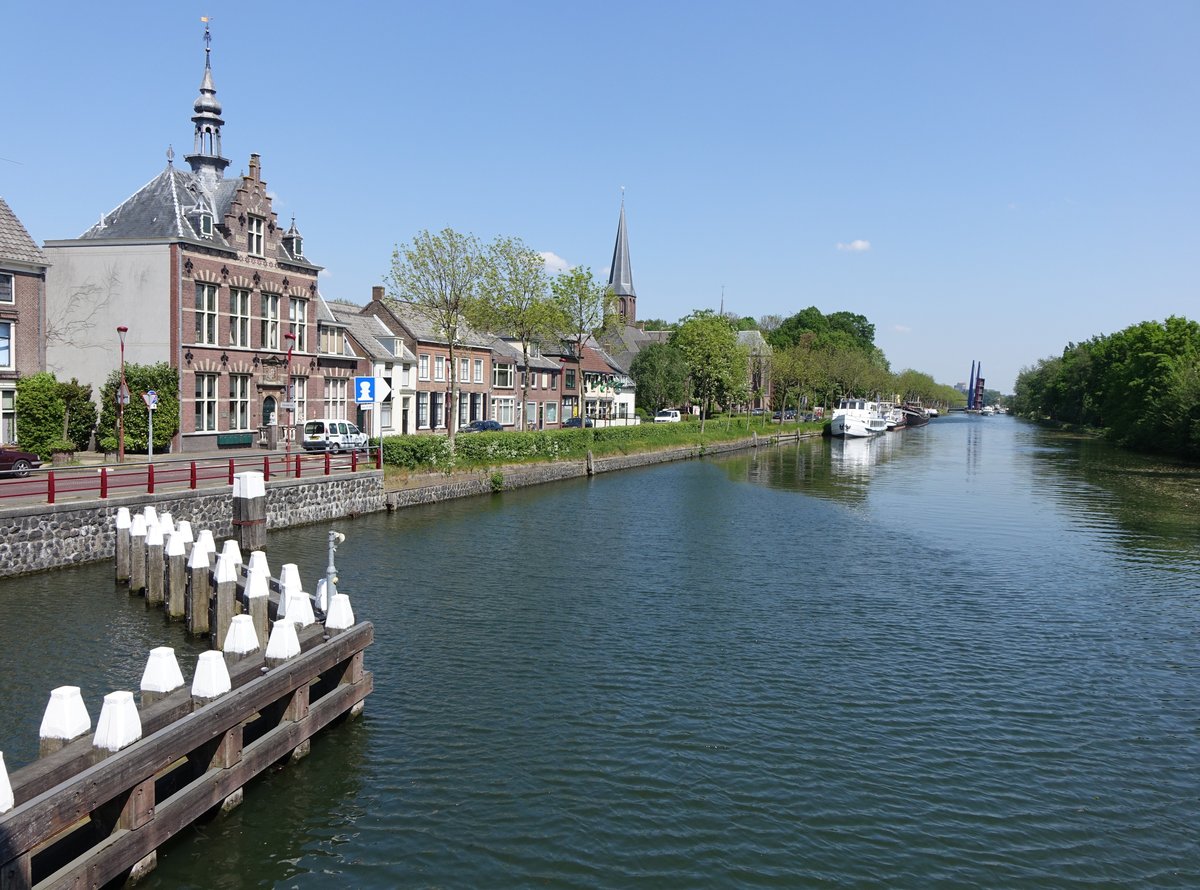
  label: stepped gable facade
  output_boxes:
[43,25,356,453]
[0,197,49,444]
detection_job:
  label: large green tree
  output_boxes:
[97,362,179,454]
[388,228,485,448]
[629,341,690,414]
[669,310,747,432]
[477,236,566,430]
[551,266,614,420]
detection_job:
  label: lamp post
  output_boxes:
[116,326,129,463]
[284,331,296,457]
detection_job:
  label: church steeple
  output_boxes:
[607,191,637,323]
[184,20,230,191]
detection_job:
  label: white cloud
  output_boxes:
[836,239,871,252]
[540,251,571,274]
[893,324,911,334]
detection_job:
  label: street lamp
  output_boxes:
[116,326,129,463]
[284,331,297,457]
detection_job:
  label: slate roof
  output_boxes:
[737,329,772,354]
[329,302,417,363]
[489,337,559,371]
[0,197,48,267]
[380,297,491,349]
[608,201,636,297]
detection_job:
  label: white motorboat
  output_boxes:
[830,398,889,438]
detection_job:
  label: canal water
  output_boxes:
[2,415,1198,887]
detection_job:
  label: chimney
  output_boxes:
[372,285,384,302]
[248,153,261,181]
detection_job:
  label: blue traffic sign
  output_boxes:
[353,376,375,404]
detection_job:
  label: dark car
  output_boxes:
[463,420,503,433]
[0,448,42,477]
[562,416,595,428]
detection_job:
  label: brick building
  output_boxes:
[0,198,49,444]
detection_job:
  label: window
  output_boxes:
[417,392,429,428]
[491,397,515,426]
[200,213,213,237]
[545,401,558,424]
[195,282,218,344]
[492,363,513,388]
[289,298,307,351]
[473,359,483,383]
[292,236,303,257]
[460,358,469,383]
[319,324,345,356]
[471,392,484,421]
[551,373,558,391]
[229,288,250,347]
[247,215,265,256]
[291,376,308,423]
[458,392,469,427]
[530,372,538,390]
[418,354,430,381]
[0,272,12,304]
[381,394,393,429]
[431,392,444,428]
[229,374,250,431]
[562,396,577,420]
[1,388,14,444]
[323,377,349,419]
[526,401,537,425]
[0,322,11,369]
[520,371,527,389]
[195,373,218,432]
[565,369,576,390]
[434,356,445,382]
[261,294,280,350]
[401,363,411,387]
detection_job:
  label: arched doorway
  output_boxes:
[262,395,277,428]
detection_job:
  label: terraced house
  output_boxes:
[42,27,363,452]
[0,198,49,445]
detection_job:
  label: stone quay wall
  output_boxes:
[0,471,385,579]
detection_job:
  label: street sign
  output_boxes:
[373,377,392,402]
[353,376,375,404]
[118,383,130,406]
[142,390,158,410]
[281,402,297,411]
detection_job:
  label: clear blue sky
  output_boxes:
[4,1,1197,392]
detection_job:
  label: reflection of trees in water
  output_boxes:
[722,434,903,505]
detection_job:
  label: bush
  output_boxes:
[381,434,453,470]
[15,373,67,460]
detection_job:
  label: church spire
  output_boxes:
[607,190,637,323]
[184,19,230,191]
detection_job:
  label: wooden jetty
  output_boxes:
[0,473,373,888]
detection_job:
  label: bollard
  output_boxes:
[220,538,243,569]
[129,514,148,594]
[325,593,355,635]
[191,651,232,706]
[166,529,188,619]
[187,537,213,637]
[38,686,92,757]
[265,620,301,668]
[232,471,267,553]
[140,647,185,708]
[223,614,261,658]
[158,512,174,535]
[284,588,316,628]
[245,567,271,649]
[0,752,12,814]
[278,564,303,619]
[213,549,239,650]
[145,519,165,606]
[93,691,142,753]
[247,549,272,580]
[142,505,159,529]
[177,520,195,557]
[115,507,132,584]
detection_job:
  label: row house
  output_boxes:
[0,198,49,444]
[326,300,416,438]
[42,30,364,452]
[489,337,564,429]
[579,342,637,425]
[363,287,493,434]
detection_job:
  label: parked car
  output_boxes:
[653,409,682,423]
[0,447,42,477]
[463,419,503,433]
[300,418,369,453]
[562,416,594,428]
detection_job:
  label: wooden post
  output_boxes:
[187,539,212,637]
[145,520,165,607]
[115,507,131,585]
[245,567,271,652]
[232,471,267,553]
[213,551,239,651]
[129,514,147,595]
[166,530,188,620]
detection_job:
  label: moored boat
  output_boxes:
[901,403,930,427]
[830,398,889,438]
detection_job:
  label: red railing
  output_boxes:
[0,446,380,506]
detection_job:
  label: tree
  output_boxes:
[477,236,566,430]
[669,310,747,432]
[97,362,179,454]
[629,341,690,414]
[388,228,485,449]
[551,266,615,421]
[15,373,69,459]
[60,378,98,452]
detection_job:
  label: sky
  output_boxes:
[3,1,1197,393]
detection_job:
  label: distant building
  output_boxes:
[737,329,773,412]
[0,197,49,444]
[43,26,345,452]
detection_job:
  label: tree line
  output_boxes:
[1011,316,1200,458]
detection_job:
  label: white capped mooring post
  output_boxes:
[220,538,243,569]
[129,514,148,595]
[187,534,213,637]
[265,619,301,668]
[191,651,232,706]
[177,520,195,557]
[325,593,355,636]
[0,752,12,814]
[232,471,267,553]
[245,563,271,648]
[142,505,159,530]
[158,512,174,535]
[140,647,185,709]
[166,528,188,620]
[145,518,165,607]
[223,614,261,660]
[115,507,132,584]
[213,549,240,650]
[278,563,303,620]
[38,686,92,757]
[93,691,142,753]
[247,549,271,580]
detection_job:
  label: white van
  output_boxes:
[654,409,682,423]
[301,418,369,452]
